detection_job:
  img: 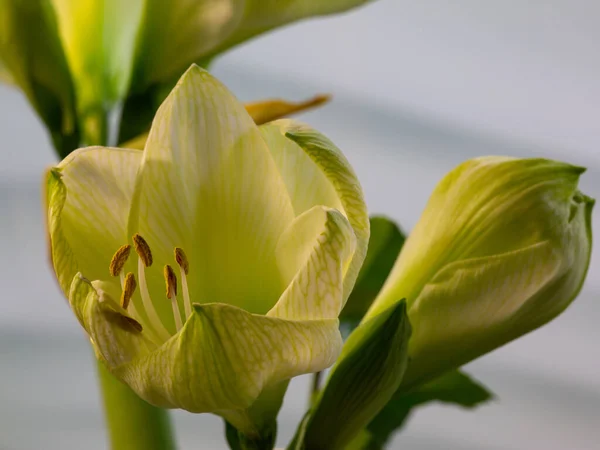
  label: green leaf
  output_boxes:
[299,301,411,450]
[350,370,494,449]
[341,216,405,328]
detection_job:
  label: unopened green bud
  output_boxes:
[366,157,594,388]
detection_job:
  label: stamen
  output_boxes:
[174,248,189,274]
[133,234,170,341]
[174,247,192,318]
[120,272,136,310]
[109,245,131,277]
[120,271,141,324]
[164,265,183,332]
[133,233,153,267]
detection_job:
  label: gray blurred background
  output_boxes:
[1,1,599,449]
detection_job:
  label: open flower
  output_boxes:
[1,0,372,152]
[364,157,594,388]
[45,65,369,433]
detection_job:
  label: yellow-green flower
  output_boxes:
[0,0,372,152]
[45,65,369,434]
[365,157,594,388]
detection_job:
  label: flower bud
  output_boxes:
[366,157,594,388]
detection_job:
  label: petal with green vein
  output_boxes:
[270,205,356,320]
[129,66,295,315]
[115,303,342,425]
[69,273,156,367]
[47,147,141,294]
[262,119,370,305]
[260,122,343,216]
[403,240,563,387]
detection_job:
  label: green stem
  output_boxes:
[225,421,276,450]
[310,371,323,406]
[97,362,176,450]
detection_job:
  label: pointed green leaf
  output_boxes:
[351,370,493,449]
[341,216,405,328]
[300,301,411,450]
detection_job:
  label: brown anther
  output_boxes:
[174,247,189,275]
[132,233,153,267]
[164,265,177,299]
[120,272,137,309]
[109,244,131,276]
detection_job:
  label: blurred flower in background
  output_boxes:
[0,0,372,153]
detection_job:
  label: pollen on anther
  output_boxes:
[164,265,177,299]
[133,234,153,267]
[174,247,189,274]
[121,272,137,309]
[109,245,131,276]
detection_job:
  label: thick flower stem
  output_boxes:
[225,421,276,450]
[310,371,323,406]
[97,360,176,450]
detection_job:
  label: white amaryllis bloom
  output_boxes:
[46,65,369,434]
[364,157,594,388]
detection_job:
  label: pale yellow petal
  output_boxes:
[128,66,295,317]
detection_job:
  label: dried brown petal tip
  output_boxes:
[174,247,189,275]
[132,234,153,267]
[120,272,137,309]
[109,244,131,276]
[164,265,177,299]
